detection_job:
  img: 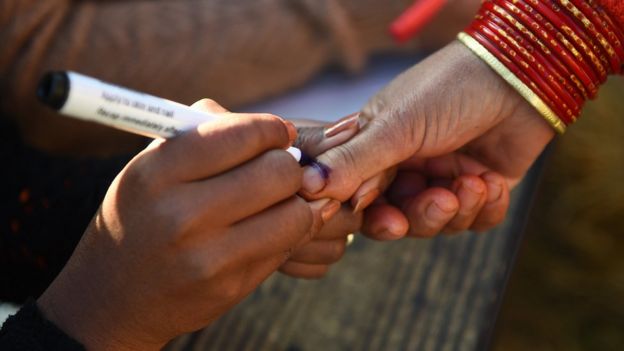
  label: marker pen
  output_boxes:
[37,71,312,165]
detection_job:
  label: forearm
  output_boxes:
[1,0,413,156]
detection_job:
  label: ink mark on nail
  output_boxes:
[311,161,330,180]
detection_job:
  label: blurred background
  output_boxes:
[492,78,624,351]
[3,1,623,349]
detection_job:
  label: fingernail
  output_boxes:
[463,178,485,195]
[458,179,485,210]
[426,201,455,222]
[283,120,298,145]
[351,189,380,213]
[302,162,330,194]
[324,113,360,138]
[487,182,503,202]
[376,227,404,240]
[321,200,341,223]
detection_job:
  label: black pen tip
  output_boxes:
[37,71,69,110]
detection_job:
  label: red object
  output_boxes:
[496,0,599,97]
[389,0,447,43]
[465,26,567,122]
[472,20,576,123]
[485,2,591,100]
[483,9,584,112]
[481,17,580,121]
[463,0,624,127]
[591,0,624,72]
[597,0,624,30]
[570,0,622,72]
[549,0,609,81]
[498,0,605,87]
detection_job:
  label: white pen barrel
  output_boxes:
[55,72,302,163]
[61,72,212,139]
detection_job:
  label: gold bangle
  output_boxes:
[457,32,567,134]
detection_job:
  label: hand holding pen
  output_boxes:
[37,100,348,350]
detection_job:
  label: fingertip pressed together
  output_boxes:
[301,162,330,195]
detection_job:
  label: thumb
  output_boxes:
[294,113,360,156]
[300,109,418,202]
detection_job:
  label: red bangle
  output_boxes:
[461,0,624,131]
[480,16,581,118]
[498,0,606,84]
[554,0,612,77]
[464,26,565,123]
[488,0,587,104]
[505,0,599,96]
[481,8,584,110]
[568,0,622,72]
[588,0,624,72]
[475,19,577,122]
[470,21,574,123]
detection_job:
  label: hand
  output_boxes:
[279,116,363,279]
[37,100,335,350]
[300,41,555,238]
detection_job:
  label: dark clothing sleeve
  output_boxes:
[0,117,133,303]
[0,300,85,350]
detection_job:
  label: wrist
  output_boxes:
[450,40,557,152]
[457,0,624,133]
[37,260,165,351]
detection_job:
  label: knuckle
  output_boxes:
[121,154,165,195]
[289,197,314,232]
[185,250,221,283]
[156,200,198,242]
[194,98,218,110]
[251,114,289,145]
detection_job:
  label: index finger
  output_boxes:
[149,113,296,182]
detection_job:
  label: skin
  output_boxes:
[36,100,357,350]
[300,41,556,238]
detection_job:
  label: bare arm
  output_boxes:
[1,0,419,156]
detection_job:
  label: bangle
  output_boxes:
[491,1,599,97]
[568,0,622,72]
[471,20,576,123]
[499,0,602,93]
[461,0,624,133]
[477,17,580,119]
[482,5,584,112]
[588,0,624,73]
[458,31,567,133]
[553,0,609,81]
[509,0,592,99]
[483,4,585,110]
